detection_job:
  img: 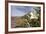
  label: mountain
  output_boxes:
[11,7,40,28]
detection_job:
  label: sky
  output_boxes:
[11,6,39,17]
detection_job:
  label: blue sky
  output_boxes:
[11,6,35,16]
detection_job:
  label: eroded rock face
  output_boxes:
[11,16,31,28]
